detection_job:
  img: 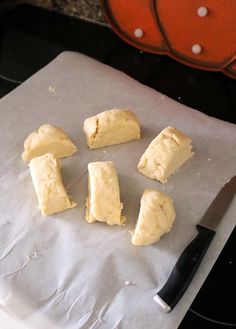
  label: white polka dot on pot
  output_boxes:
[197,6,208,17]
[192,44,202,54]
[134,28,144,38]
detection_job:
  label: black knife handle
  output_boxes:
[154,225,215,312]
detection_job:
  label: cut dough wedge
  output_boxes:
[29,153,76,216]
[22,124,77,161]
[131,189,176,246]
[86,161,125,225]
[83,109,141,149]
[138,126,193,183]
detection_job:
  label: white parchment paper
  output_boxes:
[0,52,235,329]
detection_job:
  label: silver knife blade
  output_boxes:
[199,175,236,231]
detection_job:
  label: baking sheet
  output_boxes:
[0,51,235,329]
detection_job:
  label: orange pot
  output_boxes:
[100,0,236,79]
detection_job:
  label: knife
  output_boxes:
[154,175,236,312]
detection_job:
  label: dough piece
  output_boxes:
[29,153,76,216]
[86,161,125,225]
[83,109,141,149]
[22,124,77,161]
[138,126,193,183]
[131,189,176,246]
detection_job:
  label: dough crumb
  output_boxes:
[48,85,56,93]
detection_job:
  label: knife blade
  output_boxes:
[154,175,236,312]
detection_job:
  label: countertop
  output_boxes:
[0,0,106,23]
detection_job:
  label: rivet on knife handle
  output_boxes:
[154,226,215,312]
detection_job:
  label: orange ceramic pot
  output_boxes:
[101,0,236,79]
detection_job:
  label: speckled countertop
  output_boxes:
[0,0,107,24]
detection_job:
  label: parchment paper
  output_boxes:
[0,52,235,329]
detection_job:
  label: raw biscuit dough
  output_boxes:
[22,124,77,161]
[138,126,193,183]
[83,109,141,149]
[131,189,176,246]
[29,152,76,216]
[86,161,125,225]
